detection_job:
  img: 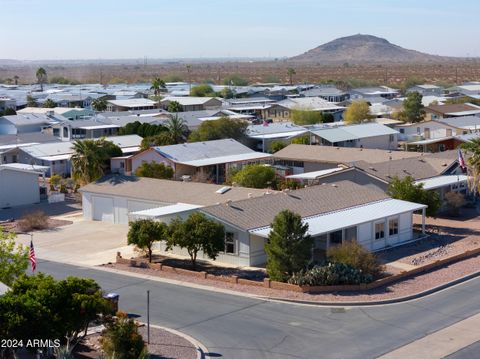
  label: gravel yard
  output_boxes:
[380,211,480,269]
[103,254,480,303]
[74,326,197,359]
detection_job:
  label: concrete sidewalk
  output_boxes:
[378,313,480,359]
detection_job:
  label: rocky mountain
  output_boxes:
[290,34,457,64]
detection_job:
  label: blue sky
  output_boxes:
[3,0,480,60]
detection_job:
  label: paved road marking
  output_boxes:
[377,313,480,359]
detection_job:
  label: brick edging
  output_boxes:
[116,246,480,294]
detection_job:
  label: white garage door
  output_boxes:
[92,196,115,223]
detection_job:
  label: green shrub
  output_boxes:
[101,312,146,359]
[288,262,373,286]
[327,240,384,279]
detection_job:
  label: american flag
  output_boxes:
[458,149,466,171]
[29,240,36,273]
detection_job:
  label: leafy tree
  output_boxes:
[401,91,425,123]
[3,108,16,115]
[387,176,440,217]
[150,77,166,97]
[219,87,234,99]
[343,101,372,124]
[164,114,189,143]
[291,109,324,125]
[167,100,183,113]
[0,229,28,286]
[36,67,47,91]
[287,68,296,85]
[140,132,175,150]
[91,98,107,112]
[265,210,313,282]
[134,161,174,180]
[26,94,38,107]
[43,98,57,108]
[223,74,248,86]
[269,141,287,153]
[128,219,169,262]
[461,138,480,194]
[71,139,119,184]
[119,121,167,138]
[190,84,215,97]
[101,312,146,359]
[188,117,248,142]
[0,274,111,350]
[291,136,310,145]
[167,212,225,269]
[229,164,275,189]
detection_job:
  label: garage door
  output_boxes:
[92,196,115,223]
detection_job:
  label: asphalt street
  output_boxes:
[37,259,480,359]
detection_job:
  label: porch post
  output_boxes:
[421,208,426,235]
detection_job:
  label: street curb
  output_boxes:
[140,322,208,359]
[261,270,480,307]
[39,259,480,307]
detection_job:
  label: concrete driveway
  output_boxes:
[16,219,134,266]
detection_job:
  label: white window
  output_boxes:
[225,232,235,254]
[375,222,385,240]
[389,218,399,236]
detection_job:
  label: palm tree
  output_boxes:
[150,77,162,97]
[36,67,47,91]
[287,67,296,85]
[461,139,480,194]
[13,75,19,85]
[165,114,188,144]
[71,139,109,184]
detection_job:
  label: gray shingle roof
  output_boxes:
[274,144,420,165]
[79,175,270,205]
[201,180,389,231]
[354,150,458,181]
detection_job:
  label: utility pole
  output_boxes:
[147,290,150,344]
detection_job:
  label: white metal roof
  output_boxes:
[445,110,480,116]
[311,123,398,143]
[79,124,120,130]
[179,152,271,167]
[129,203,203,219]
[161,96,221,106]
[249,199,426,238]
[249,129,308,140]
[409,136,455,145]
[286,167,344,180]
[415,175,468,190]
[108,98,157,108]
[0,163,49,172]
